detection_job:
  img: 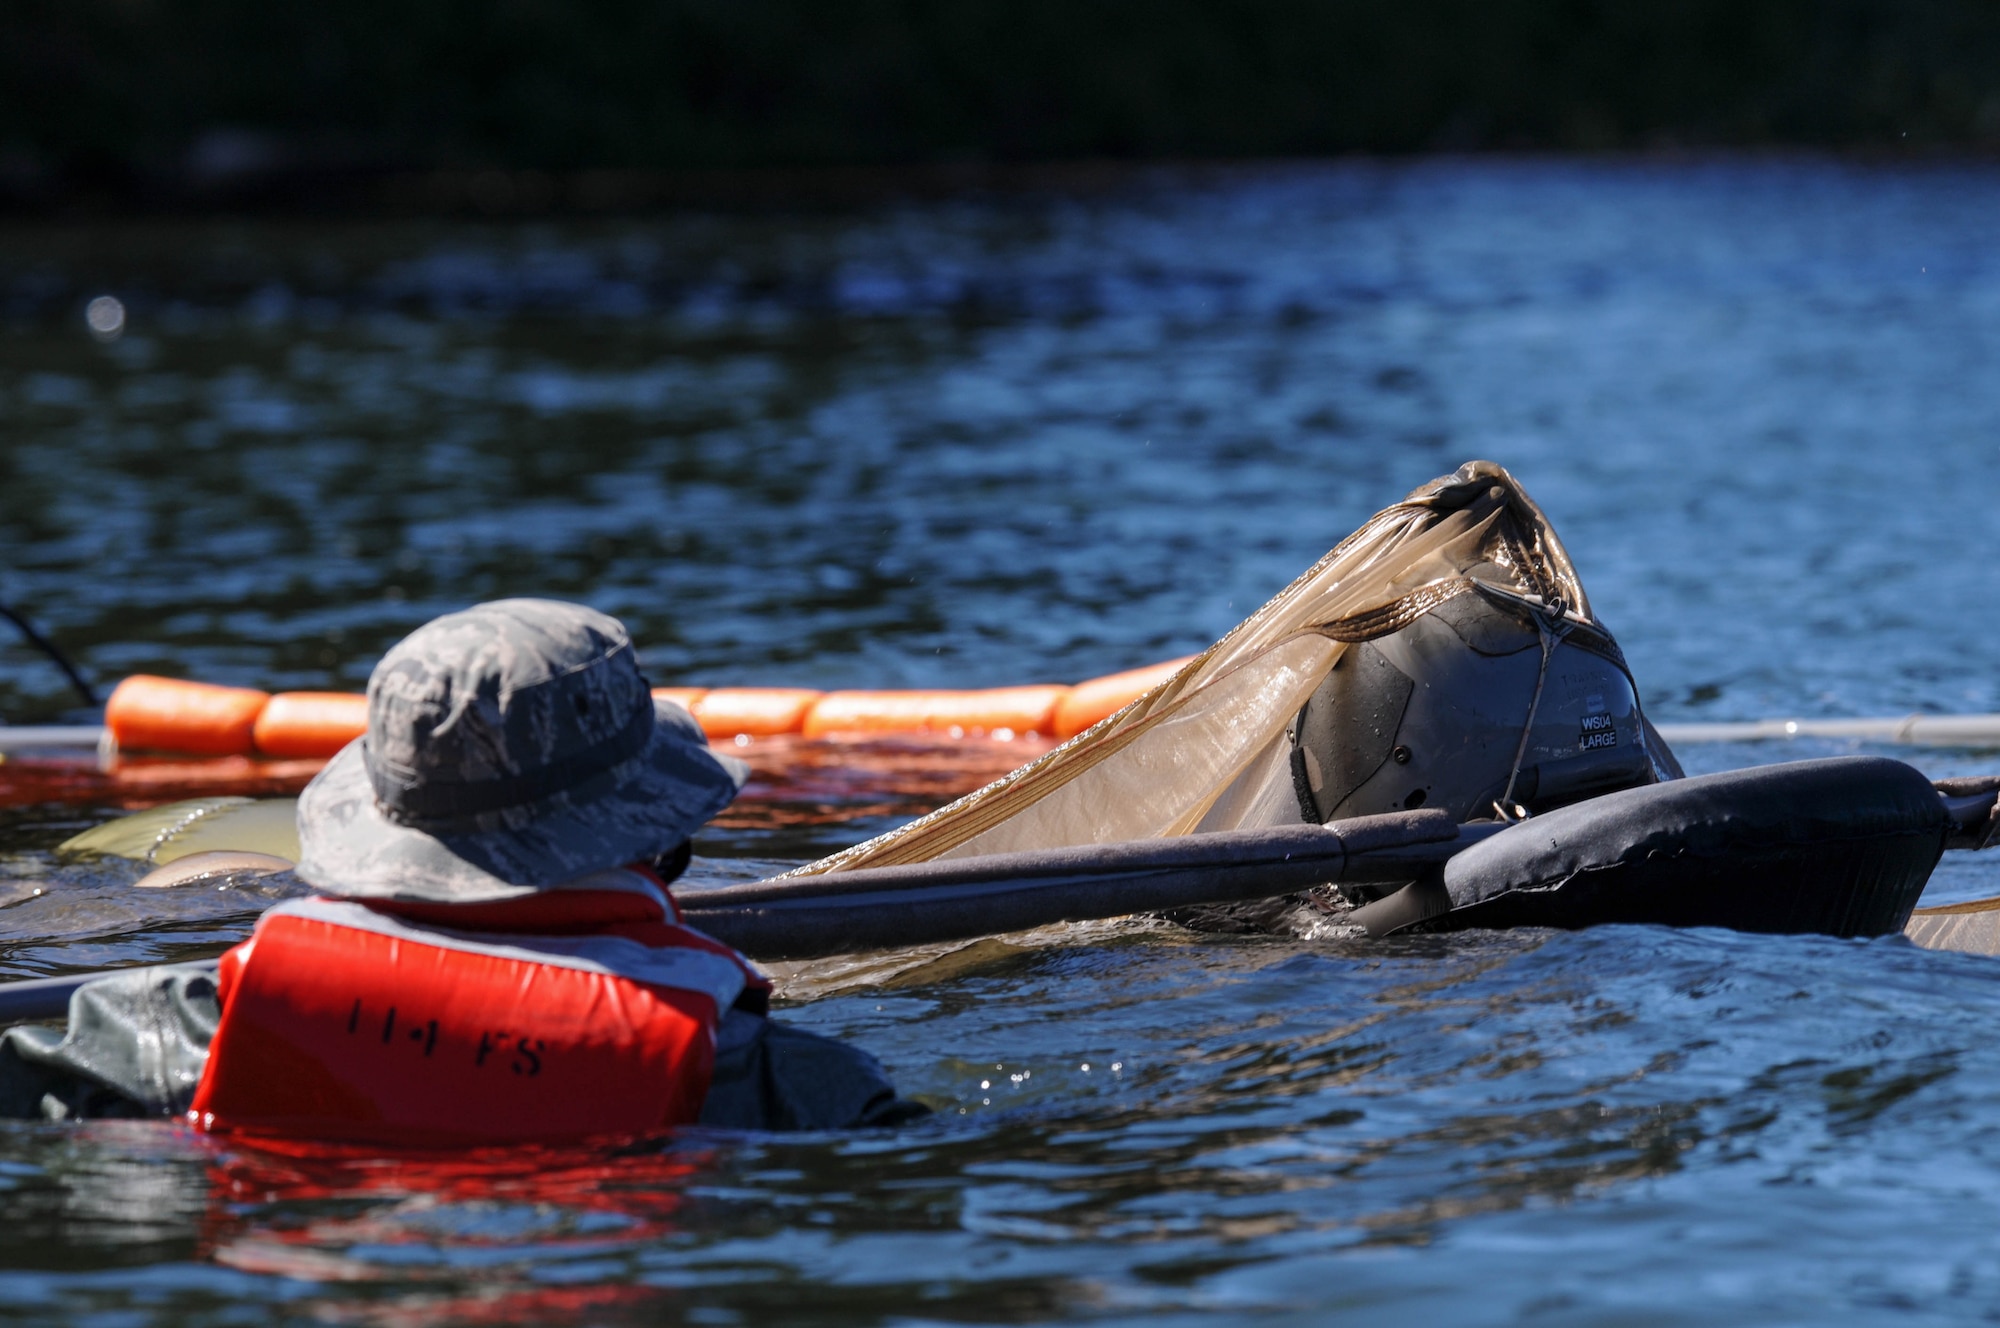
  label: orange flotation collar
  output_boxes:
[189,870,768,1146]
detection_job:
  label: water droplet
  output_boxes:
[86,295,126,339]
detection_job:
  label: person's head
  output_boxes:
[295,598,747,901]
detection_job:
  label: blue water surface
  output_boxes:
[2,157,2000,1324]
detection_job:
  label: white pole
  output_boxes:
[0,726,105,753]
[1656,715,2000,747]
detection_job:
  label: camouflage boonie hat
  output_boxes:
[295,598,749,902]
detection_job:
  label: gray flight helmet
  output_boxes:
[1290,584,1679,829]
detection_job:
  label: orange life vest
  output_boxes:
[188,868,768,1146]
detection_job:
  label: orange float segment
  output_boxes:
[689,688,824,738]
[801,691,932,738]
[1052,656,1197,739]
[802,686,1071,739]
[106,675,271,757]
[929,685,1069,736]
[650,686,710,716]
[252,692,370,759]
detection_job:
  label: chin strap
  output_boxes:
[1495,597,1573,820]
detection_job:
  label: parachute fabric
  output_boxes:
[785,460,1617,876]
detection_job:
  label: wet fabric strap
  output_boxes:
[365,696,653,823]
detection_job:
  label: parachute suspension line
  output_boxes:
[0,600,97,710]
[1495,599,1571,820]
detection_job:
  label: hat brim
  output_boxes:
[295,699,750,902]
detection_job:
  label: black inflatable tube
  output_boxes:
[0,971,151,1026]
[0,811,1472,1017]
[1942,790,1997,834]
[682,810,1481,959]
[1412,756,1949,939]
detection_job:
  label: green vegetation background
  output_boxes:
[7,0,2000,200]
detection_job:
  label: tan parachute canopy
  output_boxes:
[787,461,1598,876]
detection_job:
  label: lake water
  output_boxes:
[4,157,2000,1324]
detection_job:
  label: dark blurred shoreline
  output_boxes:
[9,0,2000,216]
[8,150,2000,222]
[0,158,1292,219]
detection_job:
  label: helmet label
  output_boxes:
[1579,714,1621,750]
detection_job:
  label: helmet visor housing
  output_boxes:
[1290,588,1660,827]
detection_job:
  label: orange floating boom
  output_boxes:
[105,676,270,757]
[801,685,1069,739]
[1051,657,1194,739]
[102,659,1200,756]
[651,687,710,716]
[252,692,371,759]
[688,688,824,738]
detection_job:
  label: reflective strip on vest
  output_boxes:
[190,898,746,1145]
